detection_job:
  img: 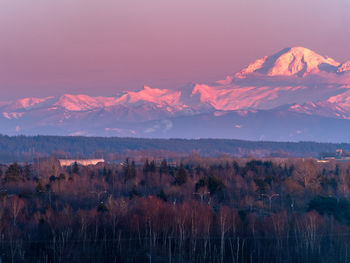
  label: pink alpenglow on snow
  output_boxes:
[1,47,350,115]
[1,47,350,140]
[0,0,350,100]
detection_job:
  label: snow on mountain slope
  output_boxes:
[54,94,118,111]
[190,82,347,111]
[235,47,340,78]
[289,101,350,119]
[1,46,350,140]
[3,47,349,114]
[115,86,182,108]
[3,97,54,111]
[190,47,350,111]
[327,90,350,109]
[288,88,350,119]
[338,61,350,73]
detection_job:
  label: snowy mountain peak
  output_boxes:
[3,96,54,111]
[236,47,340,78]
[55,94,106,111]
[1,47,350,140]
[337,61,350,73]
[47,86,184,112]
[15,97,53,109]
[115,86,182,107]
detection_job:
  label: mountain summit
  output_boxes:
[1,47,350,141]
[235,47,344,78]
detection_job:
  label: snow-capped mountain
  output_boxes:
[1,47,350,141]
[235,47,343,77]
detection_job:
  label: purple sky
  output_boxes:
[0,0,350,100]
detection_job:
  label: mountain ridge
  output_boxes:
[1,47,350,141]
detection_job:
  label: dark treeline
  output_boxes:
[1,134,350,162]
[0,157,350,262]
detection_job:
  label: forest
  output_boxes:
[1,134,350,163]
[0,156,349,262]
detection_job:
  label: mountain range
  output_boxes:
[1,47,350,142]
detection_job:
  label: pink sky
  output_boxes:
[0,0,349,100]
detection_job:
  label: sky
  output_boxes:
[0,0,349,100]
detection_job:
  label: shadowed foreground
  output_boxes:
[0,157,349,262]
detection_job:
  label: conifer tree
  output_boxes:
[36,179,46,193]
[174,163,187,185]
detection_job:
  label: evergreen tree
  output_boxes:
[102,166,108,177]
[124,158,136,181]
[123,158,130,179]
[59,173,66,180]
[97,202,109,212]
[130,160,136,179]
[207,175,225,195]
[24,163,31,180]
[149,160,156,173]
[5,162,21,182]
[72,162,79,174]
[49,175,56,182]
[157,189,168,202]
[143,159,150,175]
[160,159,169,176]
[174,163,187,185]
[36,179,46,194]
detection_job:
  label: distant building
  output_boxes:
[336,149,343,157]
[59,159,105,167]
[318,149,350,163]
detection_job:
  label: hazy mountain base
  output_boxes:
[3,108,350,142]
[0,135,349,163]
